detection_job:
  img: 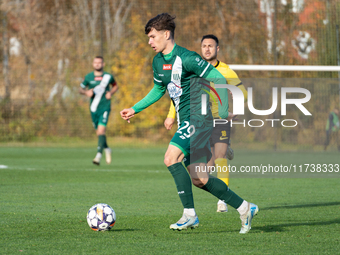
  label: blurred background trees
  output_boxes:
[0,0,339,150]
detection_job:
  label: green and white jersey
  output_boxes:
[152,44,213,124]
[326,112,340,132]
[80,71,116,113]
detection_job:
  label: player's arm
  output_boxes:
[120,83,166,122]
[205,68,229,119]
[233,81,247,102]
[132,83,166,113]
[225,68,247,102]
[106,80,118,100]
[183,51,228,119]
[164,101,176,130]
[238,83,247,101]
[79,78,93,97]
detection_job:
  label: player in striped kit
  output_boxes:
[79,56,118,165]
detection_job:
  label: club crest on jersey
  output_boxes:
[167,81,182,99]
[94,76,103,81]
[163,64,172,70]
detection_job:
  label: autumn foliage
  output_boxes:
[0,0,339,149]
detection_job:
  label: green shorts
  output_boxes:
[91,109,110,129]
[170,116,213,167]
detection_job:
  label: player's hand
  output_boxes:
[120,108,135,123]
[105,91,112,100]
[227,112,238,121]
[164,117,175,130]
[85,89,94,98]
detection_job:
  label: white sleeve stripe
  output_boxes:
[154,77,162,83]
[80,83,86,88]
[200,63,211,77]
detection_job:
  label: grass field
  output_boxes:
[0,144,339,254]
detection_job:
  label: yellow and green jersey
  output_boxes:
[80,71,116,113]
[209,61,247,119]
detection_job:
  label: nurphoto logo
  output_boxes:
[201,84,312,128]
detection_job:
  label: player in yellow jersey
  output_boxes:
[164,34,247,213]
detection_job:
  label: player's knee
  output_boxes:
[164,156,176,167]
[96,128,106,136]
[214,150,227,159]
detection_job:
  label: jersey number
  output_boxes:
[177,121,195,139]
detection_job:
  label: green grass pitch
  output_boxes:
[0,146,339,254]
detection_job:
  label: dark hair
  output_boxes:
[145,13,176,39]
[201,34,219,46]
[94,56,104,61]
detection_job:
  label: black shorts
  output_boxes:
[209,121,231,146]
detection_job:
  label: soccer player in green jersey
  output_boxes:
[120,13,258,233]
[80,56,118,165]
[324,108,340,151]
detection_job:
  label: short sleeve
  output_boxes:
[110,75,116,85]
[152,61,163,86]
[80,75,90,89]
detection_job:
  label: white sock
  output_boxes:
[237,200,249,216]
[95,152,102,159]
[184,208,196,217]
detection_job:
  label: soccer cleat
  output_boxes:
[226,146,234,160]
[217,200,228,212]
[239,203,259,234]
[169,214,199,231]
[104,148,112,164]
[92,153,102,166]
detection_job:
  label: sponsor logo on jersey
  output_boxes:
[163,64,172,70]
[158,74,164,76]
[198,60,205,67]
[94,76,103,81]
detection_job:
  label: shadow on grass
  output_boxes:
[252,201,340,233]
[261,201,340,210]
[111,228,138,232]
[253,218,340,233]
